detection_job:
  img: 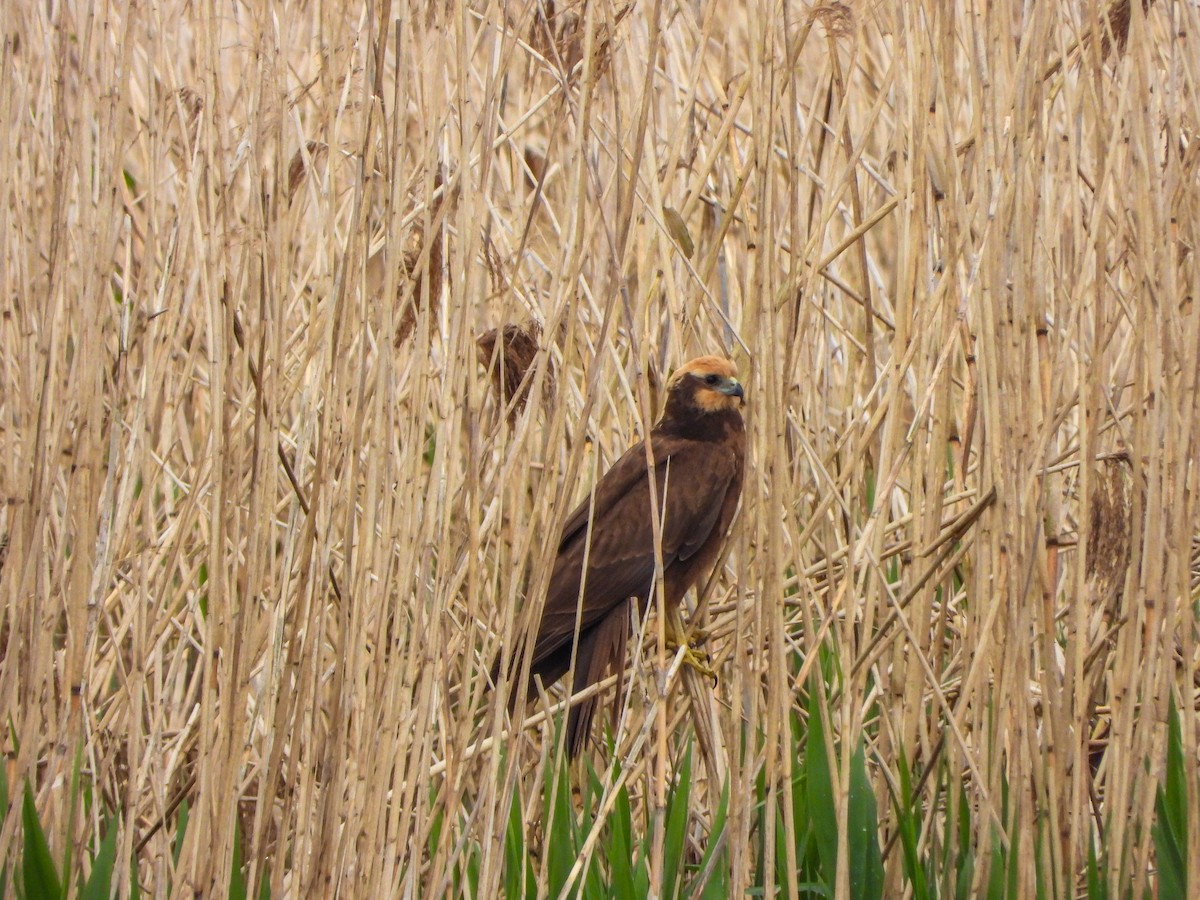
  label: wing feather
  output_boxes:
[527,434,738,669]
[489,362,746,760]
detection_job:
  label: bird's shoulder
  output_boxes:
[557,428,739,550]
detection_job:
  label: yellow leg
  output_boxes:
[665,608,718,685]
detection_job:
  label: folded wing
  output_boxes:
[515,434,739,754]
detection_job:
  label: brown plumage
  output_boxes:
[492,356,746,757]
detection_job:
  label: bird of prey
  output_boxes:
[493,355,746,757]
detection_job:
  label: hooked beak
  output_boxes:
[719,378,745,400]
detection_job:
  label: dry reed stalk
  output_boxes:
[1,0,1197,897]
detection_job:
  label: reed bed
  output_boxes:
[1,0,1197,896]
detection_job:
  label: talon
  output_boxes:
[667,637,719,686]
[683,644,719,686]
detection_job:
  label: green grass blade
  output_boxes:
[847,742,883,900]
[80,815,118,900]
[605,760,640,899]
[172,799,190,870]
[578,760,605,900]
[504,785,533,900]
[21,782,62,900]
[1085,829,1105,900]
[459,841,480,899]
[229,815,248,900]
[662,740,693,899]
[891,749,929,899]
[1151,696,1189,899]
[985,827,1006,900]
[696,863,729,900]
[773,803,792,894]
[61,744,83,897]
[691,776,729,899]
[805,688,836,886]
[544,747,578,898]
[1,757,7,900]
[1154,786,1187,899]
[954,778,974,900]
[753,756,768,889]
[986,773,1013,900]
[787,710,818,877]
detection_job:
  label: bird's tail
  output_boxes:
[490,609,631,759]
[565,609,630,758]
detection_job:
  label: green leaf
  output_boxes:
[663,206,695,259]
[605,760,638,899]
[173,800,190,869]
[0,753,10,896]
[544,742,577,898]
[661,741,693,899]
[459,841,480,898]
[1085,829,1105,900]
[504,786,533,900]
[197,564,209,619]
[577,760,604,900]
[80,815,118,900]
[953,778,974,900]
[985,773,1012,900]
[786,708,817,876]
[697,861,729,900]
[1153,698,1189,899]
[805,689,836,882]
[891,749,928,899]
[423,424,437,466]
[985,827,1006,900]
[773,801,791,893]
[61,744,84,897]
[229,815,247,900]
[691,776,729,898]
[22,783,62,900]
[752,756,768,888]
[846,743,883,900]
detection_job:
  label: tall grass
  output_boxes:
[1,0,1196,896]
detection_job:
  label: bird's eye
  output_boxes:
[704,374,719,385]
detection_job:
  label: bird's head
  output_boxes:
[666,356,745,415]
